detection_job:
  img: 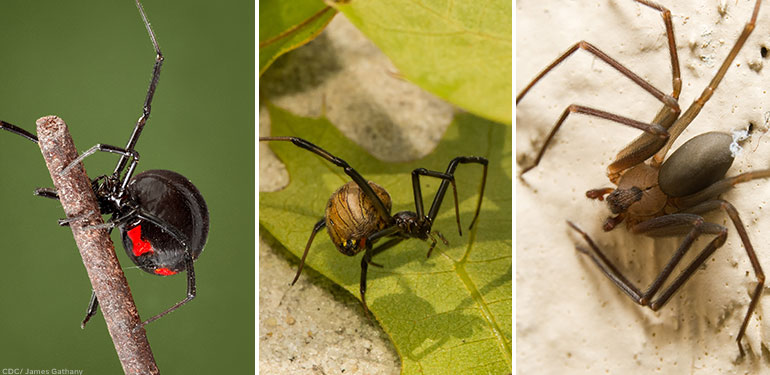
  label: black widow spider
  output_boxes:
[0,0,209,328]
[260,136,488,315]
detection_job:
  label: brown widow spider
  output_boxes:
[517,0,769,355]
[259,136,488,316]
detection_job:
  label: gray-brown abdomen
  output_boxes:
[325,181,392,255]
[659,132,734,197]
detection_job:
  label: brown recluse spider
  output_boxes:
[517,0,769,355]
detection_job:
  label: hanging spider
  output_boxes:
[0,0,209,328]
[260,136,488,315]
[517,0,767,355]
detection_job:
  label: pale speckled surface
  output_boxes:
[259,15,455,374]
[517,0,770,374]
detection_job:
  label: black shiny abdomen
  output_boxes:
[120,169,209,275]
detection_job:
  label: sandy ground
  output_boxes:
[516,0,770,374]
[258,15,456,374]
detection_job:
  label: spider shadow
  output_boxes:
[368,268,510,362]
[363,263,511,361]
[564,217,753,350]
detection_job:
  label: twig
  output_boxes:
[35,116,159,375]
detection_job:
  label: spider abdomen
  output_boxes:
[120,169,209,276]
[325,180,392,256]
[659,132,734,197]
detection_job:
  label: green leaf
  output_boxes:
[259,104,512,374]
[333,0,512,124]
[259,1,336,75]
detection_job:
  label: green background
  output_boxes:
[0,0,254,373]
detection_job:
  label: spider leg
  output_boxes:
[426,156,488,231]
[81,226,115,328]
[426,235,438,259]
[651,0,760,165]
[259,136,391,222]
[82,204,203,329]
[358,236,404,317]
[518,0,681,104]
[570,201,761,356]
[360,250,372,318]
[291,218,326,285]
[631,214,726,301]
[56,210,98,227]
[81,210,191,330]
[635,0,682,98]
[113,0,164,177]
[567,221,643,301]
[33,188,60,200]
[567,214,726,306]
[371,237,404,258]
[585,187,614,201]
[60,144,140,192]
[368,237,404,267]
[81,291,99,329]
[518,0,696,178]
[0,120,38,143]
[674,169,770,209]
[522,105,671,179]
[139,252,195,328]
[411,168,461,235]
[425,231,448,258]
[129,211,196,329]
[517,43,676,107]
[662,199,764,356]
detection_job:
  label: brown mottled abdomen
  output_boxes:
[325,181,392,256]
